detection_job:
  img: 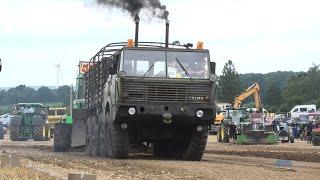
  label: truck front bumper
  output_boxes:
[115,103,215,126]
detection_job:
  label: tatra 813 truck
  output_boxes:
[55,21,217,161]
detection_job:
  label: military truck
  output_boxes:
[10,103,48,141]
[55,22,217,160]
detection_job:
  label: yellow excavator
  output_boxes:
[233,82,262,110]
[214,82,261,133]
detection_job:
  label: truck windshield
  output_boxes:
[20,107,35,113]
[167,51,209,79]
[123,50,166,78]
[122,49,209,79]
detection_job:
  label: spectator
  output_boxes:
[229,122,237,144]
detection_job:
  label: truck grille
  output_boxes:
[121,81,211,103]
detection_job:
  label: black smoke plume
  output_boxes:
[96,0,169,20]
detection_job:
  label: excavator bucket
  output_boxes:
[71,109,87,147]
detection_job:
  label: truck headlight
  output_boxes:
[196,109,204,118]
[119,71,126,78]
[128,107,136,115]
[210,74,217,82]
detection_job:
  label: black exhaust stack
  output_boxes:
[135,16,139,47]
[165,20,169,48]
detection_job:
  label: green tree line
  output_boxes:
[218,60,320,112]
[0,85,71,114]
[1,62,319,114]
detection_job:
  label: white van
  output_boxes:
[289,104,317,119]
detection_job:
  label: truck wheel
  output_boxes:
[10,116,21,141]
[10,126,21,141]
[33,125,44,141]
[222,125,229,143]
[32,115,45,141]
[217,126,222,142]
[312,136,320,146]
[0,124,4,139]
[106,121,129,159]
[181,126,208,161]
[98,114,108,157]
[91,115,99,156]
[53,123,72,152]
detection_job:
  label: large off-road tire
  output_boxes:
[217,126,222,142]
[106,121,129,159]
[10,125,21,141]
[98,114,108,157]
[32,115,45,141]
[181,126,208,161]
[53,123,72,152]
[312,136,320,146]
[91,115,99,156]
[10,116,21,141]
[0,124,4,139]
[32,125,44,141]
[222,125,229,143]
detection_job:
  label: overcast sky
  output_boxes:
[0,0,319,87]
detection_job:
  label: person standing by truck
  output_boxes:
[306,120,313,143]
[229,121,237,144]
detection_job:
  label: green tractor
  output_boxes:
[54,62,88,151]
[10,103,48,141]
[217,108,278,144]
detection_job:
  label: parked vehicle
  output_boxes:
[44,107,67,139]
[0,113,13,127]
[10,103,48,141]
[275,122,294,143]
[217,82,277,144]
[289,104,317,119]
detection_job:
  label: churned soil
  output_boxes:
[1,134,319,180]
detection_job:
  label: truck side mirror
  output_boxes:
[210,62,216,74]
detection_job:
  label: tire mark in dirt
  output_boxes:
[205,149,320,163]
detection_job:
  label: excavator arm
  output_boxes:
[233,82,262,110]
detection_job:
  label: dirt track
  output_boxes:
[1,135,320,180]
